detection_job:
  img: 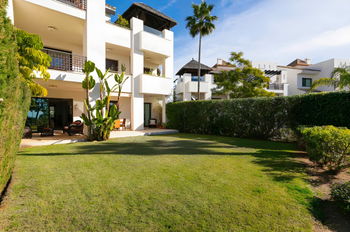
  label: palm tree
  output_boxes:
[186,1,217,100]
[310,67,350,92]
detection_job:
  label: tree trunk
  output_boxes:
[197,33,202,100]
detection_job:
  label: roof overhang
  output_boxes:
[122,3,177,31]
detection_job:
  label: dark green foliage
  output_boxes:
[299,126,350,172]
[331,182,350,213]
[166,92,350,139]
[289,92,350,128]
[0,0,31,193]
[167,97,290,139]
[0,78,31,192]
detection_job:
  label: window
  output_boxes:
[191,76,205,82]
[106,59,118,72]
[302,78,312,87]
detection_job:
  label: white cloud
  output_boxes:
[174,0,350,73]
[159,0,178,11]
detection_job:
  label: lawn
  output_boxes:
[0,134,314,232]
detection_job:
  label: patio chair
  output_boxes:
[114,118,126,130]
[149,118,157,128]
[65,120,84,136]
[40,127,54,137]
[22,126,32,139]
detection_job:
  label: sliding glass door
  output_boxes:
[27,98,73,131]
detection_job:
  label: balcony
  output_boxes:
[138,31,172,57]
[268,83,284,90]
[43,48,86,73]
[139,74,172,95]
[56,0,86,10]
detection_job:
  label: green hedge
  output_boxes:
[0,1,31,193]
[299,126,350,172]
[331,182,350,213]
[166,92,350,139]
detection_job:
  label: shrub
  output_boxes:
[167,97,290,139]
[167,92,350,139]
[0,0,31,193]
[299,126,350,172]
[331,182,350,213]
[115,15,129,28]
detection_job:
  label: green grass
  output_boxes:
[0,134,314,232]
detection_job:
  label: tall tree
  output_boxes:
[310,67,350,92]
[186,1,217,100]
[214,52,275,99]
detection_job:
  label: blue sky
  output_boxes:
[107,0,350,73]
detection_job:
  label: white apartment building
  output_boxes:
[175,58,350,101]
[7,0,176,131]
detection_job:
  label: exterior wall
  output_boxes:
[175,73,216,101]
[138,31,172,57]
[115,96,131,129]
[106,52,131,75]
[130,17,145,131]
[13,0,175,131]
[105,22,131,49]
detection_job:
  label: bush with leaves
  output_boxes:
[81,61,128,141]
[299,126,350,172]
[15,29,51,96]
[331,182,350,213]
[214,52,275,99]
[115,15,129,28]
[167,92,350,140]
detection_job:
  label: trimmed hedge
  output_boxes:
[0,1,31,193]
[299,126,350,172]
[167,92,350,139]
[331,182,350,214]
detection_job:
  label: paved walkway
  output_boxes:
[20,129,178,148]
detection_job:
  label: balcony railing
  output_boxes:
[56,0,86,10]
[43,48,86,73]
[268,83,284,90]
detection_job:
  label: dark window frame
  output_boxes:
[302,77,312,87]
[106,59,118,72]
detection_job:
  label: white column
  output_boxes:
[162,96,167,124]
[183,74,192,101]
[162,29,174,79]
[283,84,289,96]
[84,0,106,105]
[130,17,144,131]
[161,29,174,120]
[6,0,14,23]
[204,74,212,100]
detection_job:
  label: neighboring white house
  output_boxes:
[7,0,176,131]
[175,58,350,101]
[175,59,216,101]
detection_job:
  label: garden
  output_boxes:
[1,134,315,231]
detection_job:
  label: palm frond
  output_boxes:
[309,78,337,91]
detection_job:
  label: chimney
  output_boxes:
[217,58,224,65]
[305,58,311,65]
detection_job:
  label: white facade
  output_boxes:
[9,0,175,131]
[176,58,350,101]
[175,74,215,101]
